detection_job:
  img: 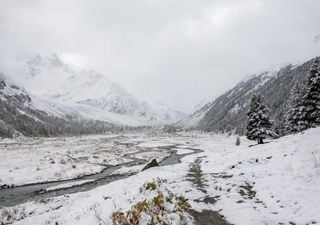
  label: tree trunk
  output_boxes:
[257,138,264,144]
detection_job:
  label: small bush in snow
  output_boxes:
[112,178,193,225]
[0,207,26,225]
[145,181,157,191]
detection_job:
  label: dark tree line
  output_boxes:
[285,58,320,133]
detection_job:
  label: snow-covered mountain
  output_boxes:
[178,57,318,134]
[0,74,118,138]
[46,70,152,116]
[2,53,185,126]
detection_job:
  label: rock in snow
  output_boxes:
[141,158,160,171]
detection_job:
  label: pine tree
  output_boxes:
[301,57,320,126]
[284,81,307,133]
[246,94,276,144]
[286,57,320,132]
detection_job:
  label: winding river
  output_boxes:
[0,144,202,208]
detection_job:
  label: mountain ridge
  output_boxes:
[2,53,185,125]
[178,57,317,135]
[0,75,118,138]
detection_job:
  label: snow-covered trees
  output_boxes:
[246,95,276,144]
[285,58,320,133]
[284,81,307,133]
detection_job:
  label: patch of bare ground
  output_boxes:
[188,209,232,225]
[186,158,232,225]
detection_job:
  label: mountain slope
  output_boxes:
[179,57,317,134]
[177,101,213,130]
[0,75,117,138]
[3,53,184,124]
[46,70,153,117]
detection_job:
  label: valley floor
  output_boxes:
[1,128,320,225]
[0,133,171,187]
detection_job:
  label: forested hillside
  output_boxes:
[180,57,318,135]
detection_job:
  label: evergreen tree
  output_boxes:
[301,57,320,126]
[246,94,276,144]
[286,57,320,132]
[284,81,307,133]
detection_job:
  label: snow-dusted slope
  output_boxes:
[2,53,71,96]
[48,70,186,124]
[46,70,152,116]
[0,74,146,133]
[194,128,320,225]
[31,97,146,127]
[179,57,317,134]
[176,100,213,129]
[3,53,184,125]
[176,70,276,130]
[0,75,114,137]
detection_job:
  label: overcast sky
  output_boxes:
[1,0,320,112]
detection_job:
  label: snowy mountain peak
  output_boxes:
[1,53,185,125]
[14,53,67,79]
[47,69,151,116]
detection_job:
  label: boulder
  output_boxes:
[141,159,159,171]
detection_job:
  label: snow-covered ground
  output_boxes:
[174,148,195,155]
[0,133,172,186]
[1,128,320,225]
[194,130,320,224]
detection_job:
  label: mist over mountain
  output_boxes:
[1,53,186,127]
